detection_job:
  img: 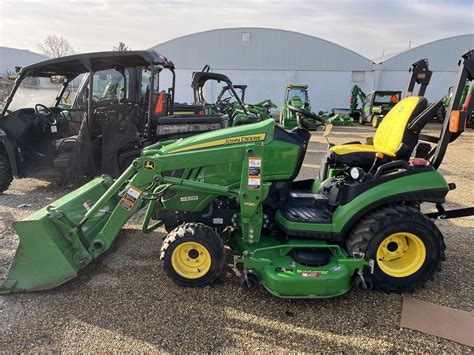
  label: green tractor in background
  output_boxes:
[437,82,473,127]
[279,84,323,130]
[2,50,473,298]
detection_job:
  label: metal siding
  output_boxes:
[0,47,47,77]
[171,68,369,111]
[153,28,373,71]
[379,70,458,103]
[380,34,474,71]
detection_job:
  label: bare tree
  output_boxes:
[113,42,131,51]
[38,35,74,58]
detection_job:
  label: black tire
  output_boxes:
[160,223,225,287]
[0,148,13,193]
[346,204,445,293]
[358,114,365,125]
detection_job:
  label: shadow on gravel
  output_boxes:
[1,213,472,352]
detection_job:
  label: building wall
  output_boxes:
[171,68,372,111]
[0,46,47,78]
[153,28,374,111]
[376,34,473,102]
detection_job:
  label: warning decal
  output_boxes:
[248,157,262,189]
[119,185,142,211]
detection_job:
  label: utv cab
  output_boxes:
[0,50,227,193]
[355,59,432,128]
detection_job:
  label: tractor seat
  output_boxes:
[329,96,427,168]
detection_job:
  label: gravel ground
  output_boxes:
[0,123,472,352]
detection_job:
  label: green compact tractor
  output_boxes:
[0,51,234,193]
[280,84,323,130]
[2,51,473,299]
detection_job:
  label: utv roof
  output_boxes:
[19,50,174,77]
[191,72,232,89]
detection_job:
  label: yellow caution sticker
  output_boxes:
[248,156,262,189]
[119,185,142,211]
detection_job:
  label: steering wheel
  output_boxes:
[288,105,326,128]
[34,104,56,125]
[217,96,233,113]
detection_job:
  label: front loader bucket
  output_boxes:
[1,177,120,293]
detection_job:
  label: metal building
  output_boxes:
[0,46,47,78]
[152,28,374,111]
[152,29,473,110]
[374,34,474,101]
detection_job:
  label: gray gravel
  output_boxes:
[0,124,472,352]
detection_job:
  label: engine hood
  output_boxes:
[159,119,276,155]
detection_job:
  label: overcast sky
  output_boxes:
[0,0,473,59]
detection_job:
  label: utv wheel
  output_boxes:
[346,204,445,293]
[372,115,380,128]
[0,148,13,193]
[358,115,365,125]
[160,223,225,287]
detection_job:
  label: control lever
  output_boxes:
[367,152,384,175]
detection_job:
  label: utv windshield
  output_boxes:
[374,92,400,105]
[7,75,64,112]
[287,88,308,101]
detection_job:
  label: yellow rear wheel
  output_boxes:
[376,232,426,277]
[346,204,445,292]
[171,242,211,279]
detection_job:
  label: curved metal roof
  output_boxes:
[151,27,373,71]
[375,34,474,71]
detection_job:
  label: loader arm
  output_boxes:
[1,140,268,293]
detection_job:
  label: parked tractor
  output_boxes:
[279,84,323,130]
[2,50,472,298]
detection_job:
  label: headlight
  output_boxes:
[350,167,364,180]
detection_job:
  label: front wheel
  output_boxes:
[160,223,225,287]
[346,204,445,293]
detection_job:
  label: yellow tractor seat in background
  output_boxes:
[329,96,427,168]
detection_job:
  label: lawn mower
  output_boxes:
[1,50,473,299]
[318,109,354,126]
[0,51,233,193]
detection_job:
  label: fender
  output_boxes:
[332,170,449,239]
[0,128,19,177]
